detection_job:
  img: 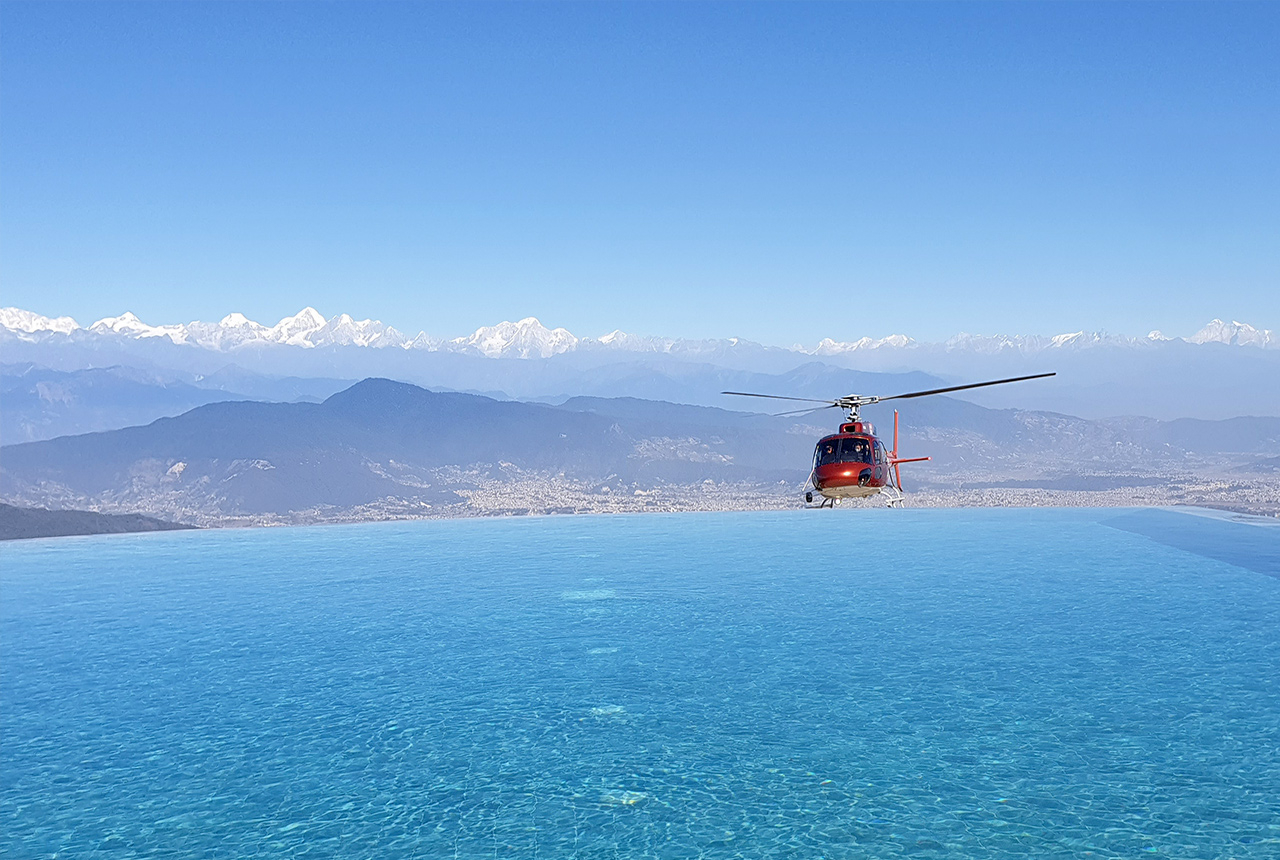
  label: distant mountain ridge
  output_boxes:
[7,307,1279,424]
[0,358,942,444]
[3,378,1276,523]
[3,306,1274,357]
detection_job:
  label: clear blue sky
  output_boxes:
[2,1,1276,343]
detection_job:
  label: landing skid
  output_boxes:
[803,485,906,509]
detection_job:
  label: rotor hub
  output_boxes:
[835,395,879,422]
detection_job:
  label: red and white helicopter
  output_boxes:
[723,372,1055,507]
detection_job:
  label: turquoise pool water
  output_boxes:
[3,508,1278,858]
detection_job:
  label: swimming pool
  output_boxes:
[3,508,1277,857]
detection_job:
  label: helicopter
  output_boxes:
[722,372,1056,507]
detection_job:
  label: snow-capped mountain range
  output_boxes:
[1,306,1275,358]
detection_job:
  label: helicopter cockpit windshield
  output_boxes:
[816,437,873,466]
[841,437,872,464]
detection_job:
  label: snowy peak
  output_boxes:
[452,317,578,358]
[254,308,410,349]
[2,308,1275,355]
[310,313,407,348]
[0,306,421,350]
[0,307,80,335]
[89,312,190,343]
[943,330,1155,354]
[219,312,258,328]
[406,330,442,350]
[1050,331,1087,347]
[944,332,1042,353]
[268,307,328,346]
[89,312,146,334]
[1189,319,1275,348]
[184,313,271,349]
[811,334,915,355]
[589,329,671,353]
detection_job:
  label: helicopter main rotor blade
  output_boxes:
[878,372,1056,403]
[721,391,835,404]
[773,404,840,418]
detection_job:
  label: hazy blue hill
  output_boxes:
[0,502,194,540]
[537,360,944,411]
[1,344,943,442]
[764,362,942,399]
[0,363,252,444]
[559,395,780,429]
[0,379,807,514]
[190,364,352,403]
[1139,416,1280,455]
[555,396,811,476]
[0,363,354,443]
[3,378,1278,519]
